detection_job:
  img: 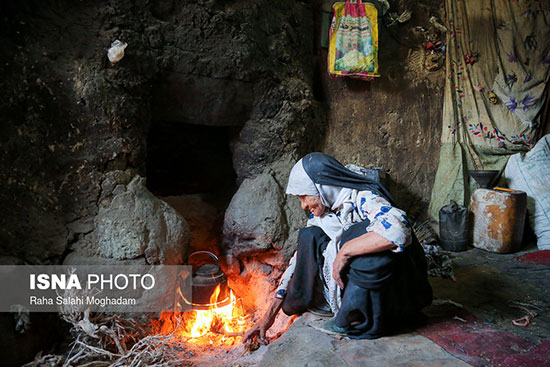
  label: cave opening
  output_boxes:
[146,120,240,255]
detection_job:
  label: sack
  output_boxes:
[328,0,380,81]
[504,135,550,249]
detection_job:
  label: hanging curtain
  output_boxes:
[429,0,550,220]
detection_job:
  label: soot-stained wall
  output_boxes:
[0,0,323,264]
[319,0,445,220]
[0,0,445,266]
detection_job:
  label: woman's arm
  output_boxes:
[243,249,296,344]
[242,296,284,345]
[332,231,394,289]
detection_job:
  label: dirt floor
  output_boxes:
[224,243,550,367]
[23,241,549,367]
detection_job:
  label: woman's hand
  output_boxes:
[243,320,270,345]
[333,232,395,288]
[242,296,284,345]
[332,251,351,289]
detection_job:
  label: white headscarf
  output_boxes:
[286,159,361,313]
[285,158,318,197]
[286,159,354,213]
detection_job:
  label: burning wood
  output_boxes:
[31,266,263,367]
[152,284,252,348]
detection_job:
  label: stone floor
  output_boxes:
[238,244,550,367]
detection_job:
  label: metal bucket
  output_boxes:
[470,188,527,253]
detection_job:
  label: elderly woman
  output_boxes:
[244,153,432,343]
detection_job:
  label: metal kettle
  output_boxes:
[185,251,230,310]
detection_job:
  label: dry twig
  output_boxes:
[55,270,185,367]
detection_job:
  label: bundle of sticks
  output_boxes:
[25,280,189,367]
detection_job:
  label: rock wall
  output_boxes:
[0,0,323,266]
[1,0,157,264]
[223,0,447,272]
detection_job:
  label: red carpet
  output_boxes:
[516,250,550,266]
[418,303,550,367]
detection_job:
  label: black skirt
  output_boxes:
[282,220,432,339]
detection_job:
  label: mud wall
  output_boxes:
[0,1,446,362]
[319,0,445,220]
[0,0,323,264]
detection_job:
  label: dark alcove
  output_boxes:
[146,121,240,254]
[147,70,253,254]
[146,121,238,198]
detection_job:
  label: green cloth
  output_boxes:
[429,0,550,219]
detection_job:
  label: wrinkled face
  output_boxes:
[298,195,326,217]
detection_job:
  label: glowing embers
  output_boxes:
[153,285,251,347]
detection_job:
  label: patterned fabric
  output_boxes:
[328,0,380,80]
[354,191,411,250]
[429,0,550,220]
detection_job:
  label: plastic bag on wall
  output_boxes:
[328,0,380,81]
[107,40,128,64]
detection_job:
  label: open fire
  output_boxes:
[152,284,252,347]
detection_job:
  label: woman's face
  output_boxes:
[298,195,326,217]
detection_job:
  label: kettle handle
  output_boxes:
[186,251,221,270]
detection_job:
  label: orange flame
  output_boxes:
[153,285,251,347]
